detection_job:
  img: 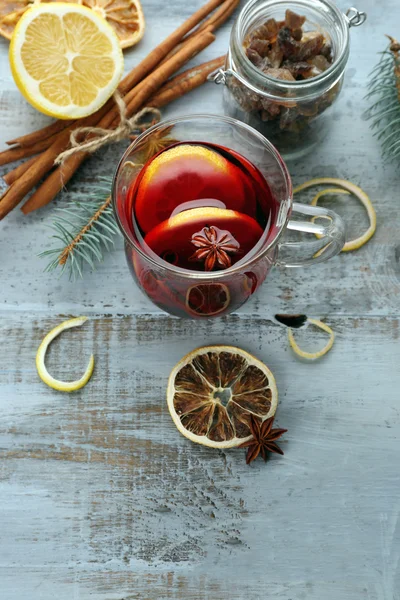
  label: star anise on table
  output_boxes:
[189,225,241,271]
[239,414,287,465]
[130,125,178,162]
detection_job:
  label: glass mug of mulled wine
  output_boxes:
[112,114,345,318]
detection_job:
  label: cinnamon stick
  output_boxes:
[191,0,240,35]
[0,133,62,165]
[110,29,217,127]
[148,55,225,108]
[125,30,216,118]
[0,131,74,220]
[3,0,225,153]
[6,119,74,148]
[2,156,39,185]
[0,104,114,219]
[116,0,223,95]
[0,103,112,165]
[160,0,238,66]
[20,31,216,215]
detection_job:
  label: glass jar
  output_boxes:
[211,0,366,160]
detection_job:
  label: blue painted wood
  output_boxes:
[0,1,399,599]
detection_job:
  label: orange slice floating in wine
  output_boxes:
[135,144,255,234]
[144,206,264,271]
[186,283,230,317]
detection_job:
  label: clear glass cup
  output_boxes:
[210,0,366,160]
[112,114,345,319]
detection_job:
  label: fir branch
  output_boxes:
[39,177,121,279]
[365,36,400,161]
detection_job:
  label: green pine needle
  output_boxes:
[365,40,400,161]
[39,177,121,280]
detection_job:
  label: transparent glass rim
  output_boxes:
[112,113,292,280]
[231,0,350,95]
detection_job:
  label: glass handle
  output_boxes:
[277,202,346,268]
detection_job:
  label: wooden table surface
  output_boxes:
[1,1,399,598]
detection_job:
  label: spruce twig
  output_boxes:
[39,177,120,279]
[365,36,400,161]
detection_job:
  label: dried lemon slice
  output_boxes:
[9,2,123,119]
[1,0,144,48]
[82,0,145,49]
[293,178,376,251]
[36,317,94,392]
[167,345,278,448]
[288,318,334,360]
[0,0,78,40]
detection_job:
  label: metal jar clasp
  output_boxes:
[345,7,367,27]
[207,68,229,85]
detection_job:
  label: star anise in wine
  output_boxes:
[239,414,287,465]
[189,225,240,271]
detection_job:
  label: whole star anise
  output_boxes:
[131,126,178,162]
[239,414,287,465]
[189,225,240,271]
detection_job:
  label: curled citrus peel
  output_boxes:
[288,318,334,360]
[36,317,94,392]
[293,178,376,251]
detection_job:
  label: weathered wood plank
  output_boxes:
[1,0,400,598]
[0,314,399,599]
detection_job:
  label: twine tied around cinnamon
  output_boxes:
[54,92,162,165]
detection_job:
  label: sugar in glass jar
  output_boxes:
[211,0,366,159]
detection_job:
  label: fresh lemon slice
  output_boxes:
[167,345,278,448]
[9,2,124,119]
[288,318,334,360]
[36,316,94,392]
[293,178,376,252]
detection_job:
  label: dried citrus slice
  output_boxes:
[288,318,334,360]
[0,0,79,40]
[186,282,230,316]
[1,0,144,48]
[293,178,376,252]
[36,317,94,392]
[144,206,263,271]
[167,345,278,448]
[9,2,123,119]
[135,144,254,233]
[82,0,144,49]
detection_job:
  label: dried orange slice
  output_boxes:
[81,0,145,49]
[135,144,253,234]
[167,345,278,448]
[1,0,144,48]
[0,0,77,40]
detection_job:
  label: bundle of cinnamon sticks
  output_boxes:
[0,0,238,220]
